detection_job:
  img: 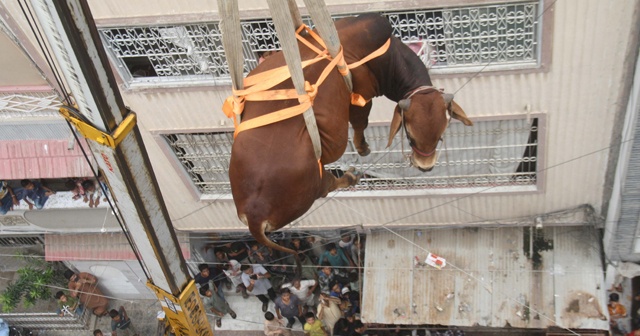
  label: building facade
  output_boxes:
[1,0,639,332]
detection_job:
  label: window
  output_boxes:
[100,1,543,86]
[163,132,233,195]
[383,2,541,72]
[99,24,228,84]
[0,91,62,116]
[164,115,540,197]
[330,117,539,192]
[0,92,70,141]
[242,19,280,65]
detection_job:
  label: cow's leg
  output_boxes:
[349,102,373,156]
[320,167,361,197]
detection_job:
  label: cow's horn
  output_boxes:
[398,99,411,111]
[443,93,454,104]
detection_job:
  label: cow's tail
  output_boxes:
[249,220,302,278]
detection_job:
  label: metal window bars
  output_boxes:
[163,118,538,195]
[99,1,540,84]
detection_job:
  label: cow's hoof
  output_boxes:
[356,142,371,156]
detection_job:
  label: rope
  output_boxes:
[221,31,390,138]
[303,0,353,92]
[267,0,324,164]
[16,0,152,282]
[217,0,245,107]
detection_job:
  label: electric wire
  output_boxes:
[17,0,153,282]
[11,0,613,333]
[17,0,71,105]
[331,198,584,335]
[451,0,558,96]
[271,0,561,233]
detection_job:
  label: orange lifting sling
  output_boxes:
[222,24,390,138]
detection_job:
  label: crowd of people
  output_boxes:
[0,179,56,212]
[196,231,368,335]
[50,231,473,335]
[0,175,108,213]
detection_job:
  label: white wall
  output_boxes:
[69,260,156,300]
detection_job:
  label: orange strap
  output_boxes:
[351,94,368,106]
[235,100,311,136]
[296,25,326,56]
[222,55,329,130]
[348,38,391,70]
[347,38,391,107]
[242,55,329,91]
[234,47,344,137]
[222,25,391,136]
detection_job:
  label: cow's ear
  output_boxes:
[450,100,473,126]
[387,105,403,148]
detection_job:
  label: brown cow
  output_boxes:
[228,14,472,268]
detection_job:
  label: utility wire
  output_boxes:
[11,1,603,333]
[18,0,71,105]
[18,1,153,281]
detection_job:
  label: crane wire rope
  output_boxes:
[174,0,559,226]
[10,2,607,333]
[17,0,150,281]
[270,0,560,232]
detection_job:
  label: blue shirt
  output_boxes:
[318,249,350,267]
[111,307,131,331]
[17,182,46,201]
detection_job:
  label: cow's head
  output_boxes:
[387,89,472,171]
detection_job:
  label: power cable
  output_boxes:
[17,0,72,105]
[0,274,135,304]
[17,0,154,282]
[276,0,560,233]
[451,0,558,96]
[11,1,609,333]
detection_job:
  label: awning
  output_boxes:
[0,139,95,179]
[361,226,608,331]
[45,232,191,261]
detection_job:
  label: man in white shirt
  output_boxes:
[241,264,276,312]
[281,278,317,312]
[223,259,249,299]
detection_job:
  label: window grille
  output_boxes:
[163,132,234,195]
[99,24,229,83]
[163,117,538,196]
[0,235,43,246]
[383,2,540,70]
[333,117,538,191]
[99,1,541,85]
[0,92,62,116]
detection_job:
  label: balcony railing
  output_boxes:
[0,308,90,330]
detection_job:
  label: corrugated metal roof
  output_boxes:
[361,226,608,330]
[44,232,191,261]
[0,138,96,179]
[608,51,640,261]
